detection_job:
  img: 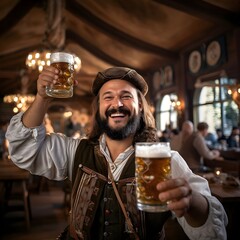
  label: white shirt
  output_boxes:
[6,112,228,240]
[99,134,134,180]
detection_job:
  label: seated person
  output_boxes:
[170,120,193,151]
[205,132,217,149]
[216,128,227,143]
[215,128,227,150]
[159,129,170,142]
[179,122,222,171]
[227,126,240,148]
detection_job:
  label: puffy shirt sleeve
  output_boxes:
[171,151,228,240]
[5,112,81,181]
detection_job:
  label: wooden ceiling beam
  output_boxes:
[0,45,41,70]
[0,70,19,78]
[154,0,240,27]
[0,0,39,35]
[66,0,178,59]
[66,29,136,70]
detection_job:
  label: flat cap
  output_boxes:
[92,67,148,96]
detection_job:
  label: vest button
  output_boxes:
[103,197,108,202]
[103,232,108,237]
[104,221,109,226]
[105,209,111,215]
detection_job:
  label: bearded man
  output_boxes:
[6,67,227,240]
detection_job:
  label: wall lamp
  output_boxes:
[171,99,183,113]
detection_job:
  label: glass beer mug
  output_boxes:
[135,142,172,212]
[46,52,74,98]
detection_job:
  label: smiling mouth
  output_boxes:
[106,107,130,119]
[110,112,125,118]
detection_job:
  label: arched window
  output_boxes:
[193,75,239,136]
[155,93,178,131]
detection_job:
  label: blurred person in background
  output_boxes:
[169,128,179,139]
[227,126,240,149]
[43,114,54,134]
[215,128,227,150]
[216,128,227,143]
[158,129,170,142]
[0,120,9,160]
[179,122,222,171]
[170,120,194,152]
[65,109,89,138]
[204,132,217,149]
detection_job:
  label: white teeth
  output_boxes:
[111,113,124,117]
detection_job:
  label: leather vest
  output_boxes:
[68,139,171,240]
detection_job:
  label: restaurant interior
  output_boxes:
[0,0,240,239]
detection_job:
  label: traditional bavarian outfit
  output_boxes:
[60,139,170,240]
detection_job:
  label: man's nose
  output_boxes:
[112,98,123,108]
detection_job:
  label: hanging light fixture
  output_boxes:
[26,50,81,72]
[26,50,51,72]
[25,0,81,73]
[4,94,35,113]
[3,70,35,113]
[6,1,81,114]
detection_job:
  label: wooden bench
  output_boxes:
[0,160,31,229]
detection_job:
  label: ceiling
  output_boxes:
[0,0,239,103]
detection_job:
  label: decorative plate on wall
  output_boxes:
[153,70,162,90]
[188,50,202,74]
[206,40,221,66]
[164,65,173,86]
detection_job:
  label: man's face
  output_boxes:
[233,128,240,135]
[203,128,208,137]
[97,80,142,140]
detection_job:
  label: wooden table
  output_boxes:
[220,149,240,160]
[204,158,240,177]
[209,183,240,202]
[209,182,240,240]
[0,159,31,229]
[196,170,240,240]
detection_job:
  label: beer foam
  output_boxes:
[135,143,171,158]
[50,52,74,64]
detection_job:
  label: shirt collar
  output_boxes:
[99,134,134,164]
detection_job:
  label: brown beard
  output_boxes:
[97,108,141,140]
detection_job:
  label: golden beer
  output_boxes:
[135,142,171,212]
[46,52,74,98]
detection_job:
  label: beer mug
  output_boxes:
[135,142,171,212]
[46,52,74,98]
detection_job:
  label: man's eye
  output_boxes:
[104,96,113,100]
[122,95,132,99]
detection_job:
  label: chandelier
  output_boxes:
[26,50,81,72]
[3,70,35,113]
[26,50,51,72]
[25,0,81,73]
[4,94,35,113]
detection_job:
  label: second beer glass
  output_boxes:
[46,52,74,98]
[135,142,171,212]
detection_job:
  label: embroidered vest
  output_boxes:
[68,139,171,240]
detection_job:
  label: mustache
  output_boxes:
[106,107,131,117]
